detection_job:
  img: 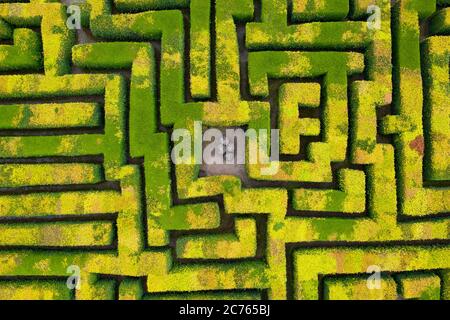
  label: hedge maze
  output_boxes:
[0,0,448,300]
